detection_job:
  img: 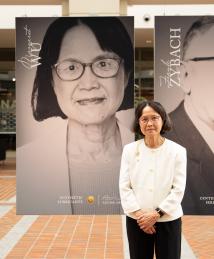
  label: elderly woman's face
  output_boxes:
[52,24,127,125]
[139,106,163,137]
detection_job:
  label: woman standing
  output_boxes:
[119,101,187,259]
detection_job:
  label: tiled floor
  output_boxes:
[183,216,214,259]
[5,214,123,259]
[0,152,214,259]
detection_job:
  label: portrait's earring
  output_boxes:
[180,62,191,95]
[184,72,191,94]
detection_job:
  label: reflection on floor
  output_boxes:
[0,152,213,259]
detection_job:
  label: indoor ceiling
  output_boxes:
[1,0,214,48]
[1,0,214,4]
[1,0,214,72]
[128,0,214,3]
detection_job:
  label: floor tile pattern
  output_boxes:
[183,216,214,259]
[5,214,123,259]
[0,178,16,201]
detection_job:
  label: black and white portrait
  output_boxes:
[155,16,214,215]
[16,17,134,215]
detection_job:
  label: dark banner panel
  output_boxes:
[155,16,214,215]
[16,17,134,215]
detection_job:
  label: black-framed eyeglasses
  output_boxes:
[184,56,214,62]
[53,57,122,81]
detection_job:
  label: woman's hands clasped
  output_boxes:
[135,209,160,234]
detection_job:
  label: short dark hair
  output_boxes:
[133,100,172,136]
[182,16,214,60]
[32,17,134,121]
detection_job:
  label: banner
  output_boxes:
[155,16,214,215]
[16,17,134,215]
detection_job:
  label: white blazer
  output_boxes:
[119,138,187,222]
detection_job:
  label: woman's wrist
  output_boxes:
[155,207,165,217]
[134,209,143,218]
[154,210,161,219]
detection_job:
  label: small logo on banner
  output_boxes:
[87,195,95,204]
